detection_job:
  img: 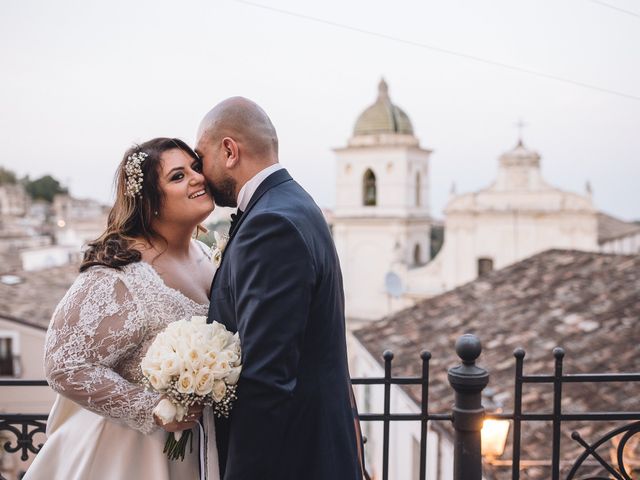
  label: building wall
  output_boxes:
[0,319,54,480]
[334,141,431,320]
[0,319,54,414]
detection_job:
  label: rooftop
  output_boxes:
[353,249,640,478]
[0,262,80,328]
[597,211,640,243]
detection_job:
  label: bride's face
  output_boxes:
[156,148,214,224]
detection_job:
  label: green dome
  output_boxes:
[353,79,414,136]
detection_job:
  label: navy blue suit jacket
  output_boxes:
[207,169,364,480]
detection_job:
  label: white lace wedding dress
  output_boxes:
[23,258,219,480]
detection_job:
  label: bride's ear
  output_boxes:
[222,137,239,169]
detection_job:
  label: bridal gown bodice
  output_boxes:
[24,258,219,480]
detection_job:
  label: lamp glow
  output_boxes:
[481,419,510,458]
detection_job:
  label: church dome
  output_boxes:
[353,79,414,136]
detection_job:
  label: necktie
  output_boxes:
[229,209,244,235]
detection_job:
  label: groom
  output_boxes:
[196,97,365,480]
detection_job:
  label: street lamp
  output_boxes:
[481,418,510,459]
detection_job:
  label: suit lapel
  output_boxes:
[226,168,292,244]
[211,168,293,287]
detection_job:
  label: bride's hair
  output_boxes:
[80,138,201,272]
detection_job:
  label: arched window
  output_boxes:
[413,244,422,266]
[363,169,377,206]
[416,171,421,207]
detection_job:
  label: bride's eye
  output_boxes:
[192,161,203,173]
[171,172,185,181]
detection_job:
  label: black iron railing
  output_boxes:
[2,335,640,480]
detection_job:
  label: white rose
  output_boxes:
[203,351,218,368]
[221,350,240,365]
[185,348,203,371]
[226,366,242,386]
[212,360,230,377]
[191,316,207,325]
[209,333,227,352]
[160,354,183,377]
[194,368,215,396]
[147,371,170,391]
[153,398,177,425]
[212,379,227,402]
[176,370,196,394]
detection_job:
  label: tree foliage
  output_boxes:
[0,166,17,185]
[24,175,67,202]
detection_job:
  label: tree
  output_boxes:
[0,167,17,185]
[24,175,67,202]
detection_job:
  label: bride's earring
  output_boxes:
[154,210,158,216]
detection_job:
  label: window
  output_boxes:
[0,332,19,377]
[477,257,494,277]
[413,244,422,266]
[363,169,377,206]
[415,171,421,207]
[0,337,14,376]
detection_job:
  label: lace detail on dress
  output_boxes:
[45,261,209,435]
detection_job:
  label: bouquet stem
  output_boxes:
[163,429,193,461]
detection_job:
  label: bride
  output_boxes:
[24,138,219,480]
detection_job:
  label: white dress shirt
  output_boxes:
[236,163,284,211]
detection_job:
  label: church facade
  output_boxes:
[406,139,599,296]
[335,80,600,320]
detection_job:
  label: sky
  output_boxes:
[1,0,639,220]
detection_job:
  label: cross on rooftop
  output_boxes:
[515,118,528,145]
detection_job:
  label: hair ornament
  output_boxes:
[124,151,147,198]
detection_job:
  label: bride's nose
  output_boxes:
[189,172,204,185]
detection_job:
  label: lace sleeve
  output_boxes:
[44,267,161,434]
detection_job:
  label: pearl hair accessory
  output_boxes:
[124,151,148,198]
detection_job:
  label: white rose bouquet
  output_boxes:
[141,316,242,460]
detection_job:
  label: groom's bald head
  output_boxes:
[197,97,278,159]
[195,97,279,207]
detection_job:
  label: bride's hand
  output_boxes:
[154,403,204,432]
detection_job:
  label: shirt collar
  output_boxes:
[236,163,284,211]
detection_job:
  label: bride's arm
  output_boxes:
[44,268,161,434]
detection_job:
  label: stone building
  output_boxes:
[0,184,29,218]
[404,140,599,296]
[332,79,433,320]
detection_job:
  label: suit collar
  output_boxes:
[211,168,291,283]
[240,168,291,219]
[228,167,292,240]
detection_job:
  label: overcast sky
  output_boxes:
[1,0,639,220]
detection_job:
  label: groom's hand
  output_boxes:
[154,403,204,432]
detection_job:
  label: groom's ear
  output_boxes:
[222,137,239,169]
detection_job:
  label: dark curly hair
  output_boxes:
[80,138,201,272]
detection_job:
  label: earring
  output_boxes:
[154,211,158,216]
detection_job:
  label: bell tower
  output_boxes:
[333,79,433,320]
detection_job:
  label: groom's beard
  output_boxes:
[208,175,237,208]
